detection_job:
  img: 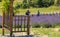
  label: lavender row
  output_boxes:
[0,14,60,25]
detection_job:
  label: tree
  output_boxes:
[2,0,10,11]
[12,0,55,8]
[22,0,28,8]
[37,0,43,7]
[22,0,32,8]
[13,2,20,15]
[57,0,60,6]
[23,0,27,3]
[0,0,2,2]
[2,0,10,17]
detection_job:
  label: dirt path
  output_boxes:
[0,34,48,37]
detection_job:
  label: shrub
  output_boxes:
[0,0,2,2]
[22,3,28,9]
[32,23,41,28]
[17,0,55,8]
[40,22,60,28]
[31,0,54,8]
[42,23,52,28]
[0,25,2,28]
[58,29,60,32]
[22,0,30,9]
[15,2,21,9]
[52,23,60,28]
[57,0,60,6]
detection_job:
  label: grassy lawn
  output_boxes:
[0,6,60,16]
[0,28,60,37]
[19,6,60,15]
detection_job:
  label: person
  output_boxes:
[26,10,30,16]
[13,12,15,16]
[37,10,40,16]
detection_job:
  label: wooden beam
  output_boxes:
[27,16,30,35]
[2,11,5,36]
[9,0,13,36]
[24,16,26,31]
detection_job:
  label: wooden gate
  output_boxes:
[2,12,30,36]
[2,0,30,36]
[13,15,30,34]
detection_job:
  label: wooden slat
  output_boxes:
[9,15,30,35]
[14,17,16,32]
[24,16,26,31]
[4,26,10,30]
[21,16,22,31]
[18,16,19,31]
[2,11,5,35]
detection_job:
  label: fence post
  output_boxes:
[2,11,5,36]
[9,0,13,36]
[27,16,30,35]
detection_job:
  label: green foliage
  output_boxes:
[37,0,54,7]
[22,0,32,8]
[37,0,43,7]
[23,0,27,3]
[22,0,28,8]
[52,23,60,28]
[22,3,28,9]
[15,2,21,9]
[0,0,2,2]
[2,0,10,11]
[42,23,52,28]
[0,25,2,28]
[23,0,55,8]
[1,0,59,9]
[31,22,60,28]
[57,0,60,6]
[32,23,41,28]
[13,2,21,14]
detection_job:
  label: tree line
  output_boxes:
[14,0,60,9]
[1,0,60,9]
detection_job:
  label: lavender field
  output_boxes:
[0,14,60,25]
[30,14,60,24]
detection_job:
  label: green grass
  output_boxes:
[0,28,60,37]
[19,6,60,15]
[30,28,60,37]
[0,6,60,16]
[0,28,10,34]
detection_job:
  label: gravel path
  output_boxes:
[0,35,41,37]
[0,32,48,37]
[0,35,48,37]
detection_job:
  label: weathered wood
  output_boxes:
[24,16,26,31]
[2,11,5,36]
[2,0,30,36]
[27,16,30,35]
[18,16,19,31]
[21,16,23,31]
[14,16,16,32]
[9,0,13,36]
